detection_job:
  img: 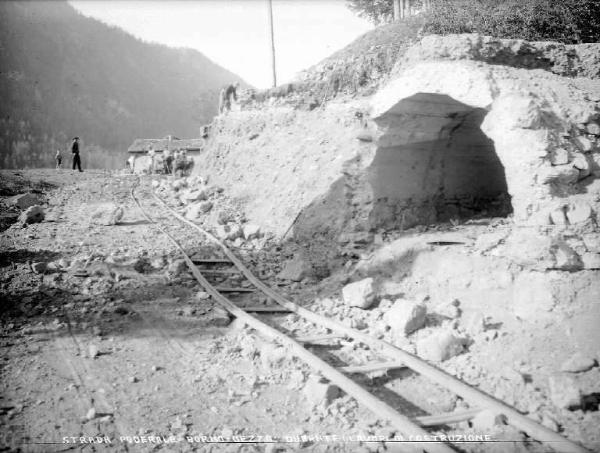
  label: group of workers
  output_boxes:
[127,145,193,176]
[55,83,240,174]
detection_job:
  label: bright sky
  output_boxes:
[69,0,373,88]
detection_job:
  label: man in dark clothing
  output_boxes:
[218,82,240,114]
[71,137,82,172]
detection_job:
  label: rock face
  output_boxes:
[342,278,375,309]
[383,299,427,335]
[89,204,124,226]
[191,34,600,298]
[372,55,599,231]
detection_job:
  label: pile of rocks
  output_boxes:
[1,191,46,227]
[332,277,475,363]
[153,176,267,250]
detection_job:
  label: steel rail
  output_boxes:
[131,183,455,453]
[150,188,590,453]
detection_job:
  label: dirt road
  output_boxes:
[0,170,366,453]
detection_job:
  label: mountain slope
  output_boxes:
[0,1,245,168]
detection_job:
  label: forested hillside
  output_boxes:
[0,1,245,169]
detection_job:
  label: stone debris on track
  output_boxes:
[0,169,599,453]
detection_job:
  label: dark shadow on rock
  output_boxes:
[582,393,600,413]
[306,346,430,419]
[368,96,511,230]
[0,249,62,267]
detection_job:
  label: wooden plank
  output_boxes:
[341,361,406,374]
[242,306,290,313]
[200,268,240,275]
[192,258,232,264]
[296,334,344,344]
[215,287,254,293]
[415,408,483,427]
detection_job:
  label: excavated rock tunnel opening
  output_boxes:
[369,93,513,229]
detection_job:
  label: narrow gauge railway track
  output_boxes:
[131,180,589,453]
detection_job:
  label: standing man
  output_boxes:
[71,137,83,172]
[218,82,240,114]
[55,149,62,169]
[147,144,156,174]
[163,145,173,174]
[127,154,136,174]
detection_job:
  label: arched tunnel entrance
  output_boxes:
[368,93,512,229]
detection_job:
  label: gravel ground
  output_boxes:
[1,170,599,453]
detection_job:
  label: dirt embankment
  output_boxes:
[196,33,600,277]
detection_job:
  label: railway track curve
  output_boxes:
[131,179,589,453]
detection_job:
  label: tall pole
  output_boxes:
[267,0,277,87]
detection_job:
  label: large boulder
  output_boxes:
[383,299,427,335]
[89,204,124,226]
[8,193,40,209]
[342,278,375,309]
[19,205,45,225]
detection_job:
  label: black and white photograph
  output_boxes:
[1,0,599,452]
